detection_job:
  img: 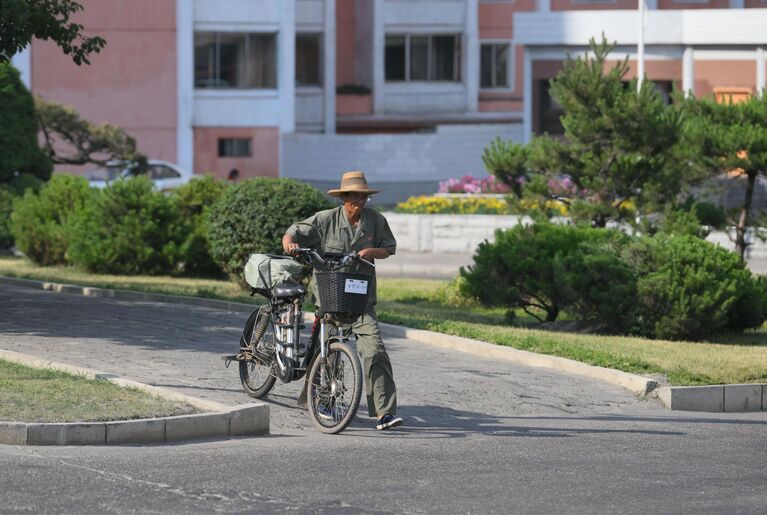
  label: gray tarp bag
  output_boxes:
[244,254,304,289]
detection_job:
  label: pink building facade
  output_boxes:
[12,0,767,201]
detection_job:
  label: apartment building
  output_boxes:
[12,0,767,203]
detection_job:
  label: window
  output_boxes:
[296,33,322,86]
[385,34,461,82]
[194,32,276,89]
[714,87,752,105]
[480,43,509,89]
[148,165,180,180]
[218,138,252,158]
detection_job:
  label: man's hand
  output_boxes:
[282,234,299,255]
[357,248,391,261]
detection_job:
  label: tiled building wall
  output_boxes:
[31,0,178,166]
[283,123,523,203]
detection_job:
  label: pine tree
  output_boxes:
[681,95,767,260]
[485,36,684,227]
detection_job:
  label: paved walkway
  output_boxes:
[0,283,664,436]
[3,284,767,513]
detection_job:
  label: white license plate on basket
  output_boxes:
[344,279,368,295]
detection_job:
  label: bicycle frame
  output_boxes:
[261,292,349,384]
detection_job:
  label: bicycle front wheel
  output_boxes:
[239,308,277,399]
[307,341,363,434]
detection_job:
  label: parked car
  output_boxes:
[85,160,192,192]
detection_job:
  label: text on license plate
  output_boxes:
[344,279,368,295]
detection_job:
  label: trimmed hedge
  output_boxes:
[461,223,627,324]
[206,178,332,286]
[10,175,94,265]
[461,223,767,340]
[628,235,766,340]
[170,175,228,277]
[67,177,185,275]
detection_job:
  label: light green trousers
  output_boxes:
[349,310,398,418]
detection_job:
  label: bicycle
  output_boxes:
[223,248,371,434]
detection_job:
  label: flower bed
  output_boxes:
[438,175,510,194]
[394,195,511,215]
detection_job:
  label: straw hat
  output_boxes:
[327,171,381,197]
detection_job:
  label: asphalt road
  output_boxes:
[1,284,766,514]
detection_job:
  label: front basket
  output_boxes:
[315,271,370,317]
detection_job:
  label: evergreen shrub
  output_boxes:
[627,235,767,341]
[68,177,185,274]
[170,175,228,277]
[553,236,636,332]
[10,175,93,265]
[6,173,44,196]
[0,186,14,249]
[206,178,332,285]
[460,223,623,323]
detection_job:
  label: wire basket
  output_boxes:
[315,271,370,317]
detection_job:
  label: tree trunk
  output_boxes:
[546,305,559,322]
[735,171,756,262]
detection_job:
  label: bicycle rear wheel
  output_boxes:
[239,308,277,398]
[307,341,362,434]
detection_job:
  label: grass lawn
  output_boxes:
[0,359,197,423]
[2,256,767,386]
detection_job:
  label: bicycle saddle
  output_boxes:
[271,280,307,299]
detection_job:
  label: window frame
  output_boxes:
[385,33,461,83]
[479,41,513,91]
[217,138,253,158]
[194,31,278,90]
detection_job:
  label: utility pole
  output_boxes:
[637,0,645,93]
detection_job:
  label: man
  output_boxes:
[282,171,404,431]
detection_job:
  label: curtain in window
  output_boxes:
[219,33,247,88]
[194,33,217,87]
[385,36,406,81]
[296,34,322,86]
[431,36,456,81]
[494,45,508,87]
[410,36,428,81]
[248,34,276,88]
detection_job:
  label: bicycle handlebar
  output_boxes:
[291,248,375,268]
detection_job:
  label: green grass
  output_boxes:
[0,359,197,423]
[2,256,767,387]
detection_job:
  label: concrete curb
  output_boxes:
[4,275,764,413]
[657,384,767,413]
[378,323,658,397]
[0,276,257,314]
[0,349,269,445]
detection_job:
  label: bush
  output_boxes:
[206,178,332,285]
[6,173,44,196]
[693,201,727,228]
[10,175,94,265]
[0,64,52,183]
[460,223,623,323]
[68,177,185,274]
[627,235,766,340]
[553,237,636,332]
[170,175,228,277]
[0,186,14,249]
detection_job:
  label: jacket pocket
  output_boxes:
[324,239,346,253]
